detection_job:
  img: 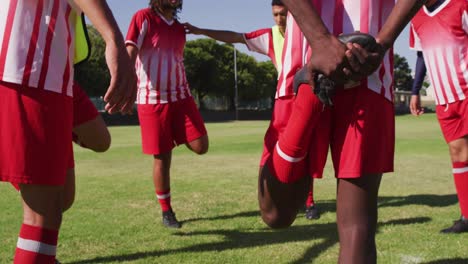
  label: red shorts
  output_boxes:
[436,100,468,143]
[0,81,73,185]
[137,97,207,155]
[310,86,395,178]
[260,96,295,166]
[73,82,99,127]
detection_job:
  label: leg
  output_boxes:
[153,151,181,228]
[185,135,209,155]
[15,185,64,263]
[73,115,111,152]
[258,165,310,228]
[441,136,468,233]
[61,168,76,212]
[336,174,382,264]
[305,179,321,220]
[258,87,324,228]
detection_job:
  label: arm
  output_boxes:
[410,51,426,116]
[184,23,245,44]
[73,0,137,114]
[281,0,349,81]
[377,0,428,50]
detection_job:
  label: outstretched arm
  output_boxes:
[73,0,137,114]
[184,23,245,44]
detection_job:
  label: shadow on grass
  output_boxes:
[422,259,468,264]
[67,217,430,264]
[183,194,457,225]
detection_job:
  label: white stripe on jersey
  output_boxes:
[17,238,57,256]
[426,51,445,105]
[0,0,75,96]
[446,47,465,101]
[461,46,468,87]
[137,20,148,49]
[435,47,456,102]
[244,33,270,56]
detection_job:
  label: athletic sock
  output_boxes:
[268,84,324,183]
[156,189,172,212]
[14,224,58,264]
[453,162,468,218]
[306,180,315,207]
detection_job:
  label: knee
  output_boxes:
[449,141,468,162]
[91,133,111,153]
[193,144,208,155]
[261,210,295,229]
[62,194,75,213]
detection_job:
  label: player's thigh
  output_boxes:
[138,103,174,155]
[0,81,73,186]
[173,98,208,154]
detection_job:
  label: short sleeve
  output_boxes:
[125,10,148,50]
[409,23,422,51]
[243,28,273,56]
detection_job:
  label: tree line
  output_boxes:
[75,26,415,110]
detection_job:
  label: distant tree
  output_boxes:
[74,25,110,97]
[394,53,413,91]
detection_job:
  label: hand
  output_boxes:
[410,95,424,116]
[103,42,137,115]
[183,22,201,35]
[308,34,350,85]
[343,42,386,81]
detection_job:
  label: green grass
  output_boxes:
[1,114,468,263]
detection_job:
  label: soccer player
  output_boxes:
[409,0,468,233]
[257,0,429,262]
[0,0,136,262]
[185,0,321,220]
[126,0,209,228]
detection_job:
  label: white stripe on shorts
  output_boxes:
[16,238,56,256]
[275,143,305,163]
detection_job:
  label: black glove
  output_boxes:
[293,32,378,106]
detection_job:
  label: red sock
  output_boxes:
[453,162,468,217]
[14,224,58,264]
[156,189,172,212]
[306,180,315,207]
[268,84,324,183]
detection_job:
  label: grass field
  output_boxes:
[1,114,468,264]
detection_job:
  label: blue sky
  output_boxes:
[107,0,416,70]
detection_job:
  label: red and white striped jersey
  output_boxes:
[126,8,191,105]
[244,28,286,73]
[0,0,76,97]
[410,0,468,105]
[277,0,395,101]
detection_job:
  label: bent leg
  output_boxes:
[336,174,382,264]
[73,115,111,152]
[186,135,209,155]
[258,165,310,229]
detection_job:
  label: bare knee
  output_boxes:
[261,210,295,229]
[187,136,209,155]
[448,137,468,162]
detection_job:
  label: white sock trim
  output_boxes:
[453,167,468,174]
[157,193,171,199]
[16,238,56,256]
[275,143,305,163]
